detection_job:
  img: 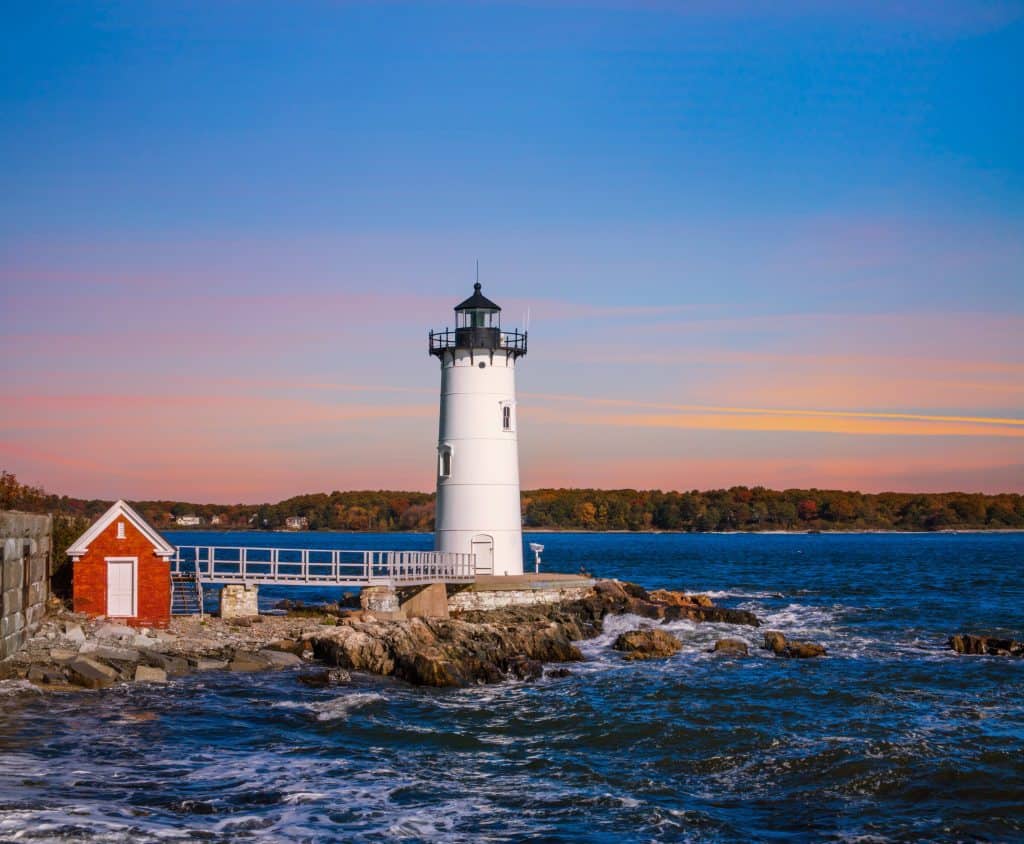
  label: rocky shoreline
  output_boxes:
[1,579,1013,695]
[0,580,761,692]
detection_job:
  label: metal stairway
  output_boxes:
[171,573,203,616]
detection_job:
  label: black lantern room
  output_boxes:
[429,282,527,360]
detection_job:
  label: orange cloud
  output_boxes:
[525,392,1023,435]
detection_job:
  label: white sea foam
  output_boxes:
[699,589,782,600]
[0,679,42,697]
[269,691,386,721]
[313,692,386,721]
[281,790,329,804]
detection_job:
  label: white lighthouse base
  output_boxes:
[436,529,523,577]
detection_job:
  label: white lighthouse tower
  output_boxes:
[429,282,528,576]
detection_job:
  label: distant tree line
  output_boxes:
[2,470,1022,535]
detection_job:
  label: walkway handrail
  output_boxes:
[193,557,204,617]
[170,545,476,587]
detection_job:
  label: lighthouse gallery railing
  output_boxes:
[170,546,476,587]
[428,328,527,356]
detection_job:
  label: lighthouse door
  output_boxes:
[471,535,494,575]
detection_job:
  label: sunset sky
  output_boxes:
[2,1,1022,502]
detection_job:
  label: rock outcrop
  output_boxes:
[761,631,826,659]
[298,668,351,688]
[762,631,787,655]
[711,638,749,656]
[5,578,766,692]
[311,616,583,687]
[612,628,682,660]
[949,634,1024,656]
[650,590,714,608]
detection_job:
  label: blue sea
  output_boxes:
[2,532,1022,842]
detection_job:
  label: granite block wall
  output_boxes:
[1,511,52,660]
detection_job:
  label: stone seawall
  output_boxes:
[1,511,52,660]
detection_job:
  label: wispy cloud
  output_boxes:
[526,392,1024,436]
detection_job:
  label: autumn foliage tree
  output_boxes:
[3,470,1022,534]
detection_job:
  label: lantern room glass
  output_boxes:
[458,309,498,329]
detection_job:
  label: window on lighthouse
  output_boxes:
[439,446,452,478]
[501,401,515,432]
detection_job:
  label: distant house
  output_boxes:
[68,500,176,628]
[210,515,222,526]
[285,516,309,531]
[176,514,202,527]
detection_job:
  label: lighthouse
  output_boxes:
[429,282,528,576]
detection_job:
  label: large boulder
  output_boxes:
[134,665,167,683]
[27,664,67,685]
[297,668,351,688]
[507,656,544,681]
[612,628,682,660]
[619,582,650,601]
[228,652,273,672]
[94,645,140,663]
[761,631,826,659]
[649,590,714,608]
[663,603,760,627]
[593,580,630,600]
[785,641,827,659]
[312,613,584,687]
[258,649,303,669]
[763,631,787,655]
[137,648,190,677]
[711,638,749,656]
[63,624,86,644]
[68,656,119,689]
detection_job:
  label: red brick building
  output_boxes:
[68,500,176,628]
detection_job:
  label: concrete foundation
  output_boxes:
[397,583,450,620]
[360,586,400,615]
[220,584,259,618]
[1,511,52,660]
[447,574,594,613]
[359,583,451,620]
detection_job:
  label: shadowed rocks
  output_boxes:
[711,638,749,656]
[12,579,769,692]
[949,634,1024,656]
[298,668,351,688]
[312,616,584,687]
[761,631,826,659]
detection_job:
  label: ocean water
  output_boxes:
[2,532,1023,842]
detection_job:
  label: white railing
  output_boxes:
[170,546,476,587]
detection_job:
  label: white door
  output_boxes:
[471,535,494,575]
[107,560,135,617]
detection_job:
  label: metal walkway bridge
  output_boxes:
[170,545,478,588]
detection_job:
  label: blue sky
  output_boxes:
[2,1,1022,499]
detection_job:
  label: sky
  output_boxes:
[2,0,1022,502]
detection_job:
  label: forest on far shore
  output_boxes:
[3,470,1022,535]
